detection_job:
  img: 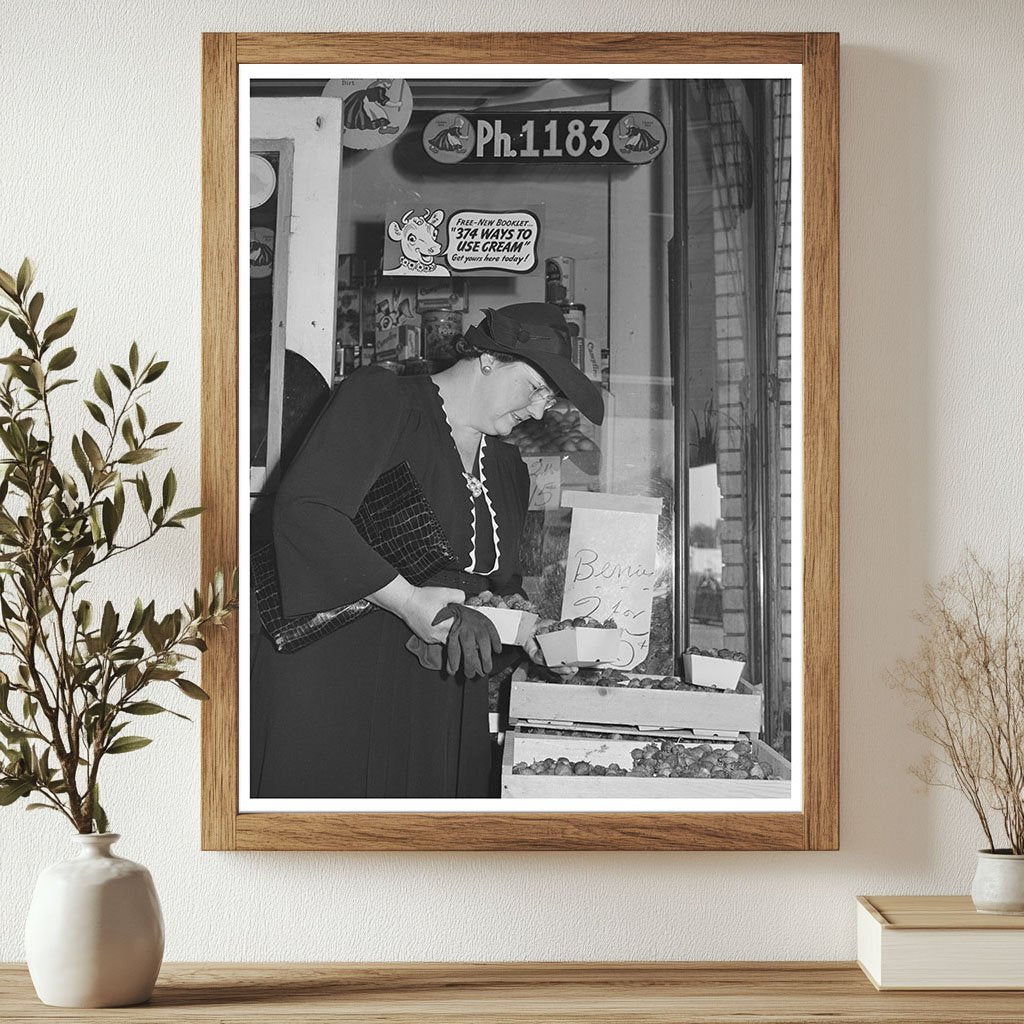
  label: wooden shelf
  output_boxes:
[3,962,1023,1022]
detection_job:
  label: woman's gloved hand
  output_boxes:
[434,604,502,678]
[405,603,502,677]
[398,585,467,644]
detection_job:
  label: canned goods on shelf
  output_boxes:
[545,256,575,305]
[421,308,463,361]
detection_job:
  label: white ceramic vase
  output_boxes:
[970,849,1024,915]
[25,833,164,1007]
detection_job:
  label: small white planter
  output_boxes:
[971,849,1024,915]
[25,833,164,1007]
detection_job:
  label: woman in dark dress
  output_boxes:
[250,303,604,799]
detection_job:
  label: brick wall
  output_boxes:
[707,79,754,657]
[773,80,793,734]
[710,81,792,728]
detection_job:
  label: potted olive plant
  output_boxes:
[895,552,1024,913]
[0,260,236,1005]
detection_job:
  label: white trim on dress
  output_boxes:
[471,435,501,575]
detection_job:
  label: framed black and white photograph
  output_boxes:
[201,32,839,851]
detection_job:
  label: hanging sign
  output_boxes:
[249,226,274,280]
[525,455,563,511]
[423,110,665,166]
[323,78,412,151]
[560,492,663,670]
[249,154,276,209]
[383,203,541,277]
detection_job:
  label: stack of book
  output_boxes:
[857,895,1024,990]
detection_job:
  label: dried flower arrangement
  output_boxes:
[894,552,1024,854]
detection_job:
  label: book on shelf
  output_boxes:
[857,895,1024,990]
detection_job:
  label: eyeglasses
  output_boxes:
[526,383,557,411]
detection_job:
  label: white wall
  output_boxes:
[1,1,1022,962]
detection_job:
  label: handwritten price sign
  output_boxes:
[525,455,562,511]
[560,492,663,670]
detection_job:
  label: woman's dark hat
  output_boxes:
[464,303,605,425]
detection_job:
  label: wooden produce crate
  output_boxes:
[501,730,791,799]
[508,669,762,738]
[508,722,727,742]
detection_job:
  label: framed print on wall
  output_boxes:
[201,32,839,851]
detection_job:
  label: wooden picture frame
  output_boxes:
[201,32,838,851]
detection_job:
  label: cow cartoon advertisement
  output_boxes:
[383,204,542,277]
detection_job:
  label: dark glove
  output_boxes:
[405,603,502,678]
[441,603,502,678]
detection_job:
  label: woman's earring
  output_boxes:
[480,359,493,375]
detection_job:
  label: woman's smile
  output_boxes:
[500,405,541,433]
[496,411,521,434]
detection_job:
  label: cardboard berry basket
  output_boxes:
[535,626,622,667]
[681,652,746,691]
[474,607,539,646]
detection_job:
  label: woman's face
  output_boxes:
[477,357,556,436]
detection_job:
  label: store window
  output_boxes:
[678,79,795,754]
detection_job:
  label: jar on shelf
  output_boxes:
[421,308,463,362]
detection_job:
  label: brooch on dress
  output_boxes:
[462,472,484,498]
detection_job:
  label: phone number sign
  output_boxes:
[423,111,665,166]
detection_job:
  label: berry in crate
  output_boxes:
[525,665,746,694]
[683,644,746,661]
[534,616,618,634]
[512,739,778,780]
[464,591,539,614]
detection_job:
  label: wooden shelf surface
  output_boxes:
[3,962,1024,1022]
